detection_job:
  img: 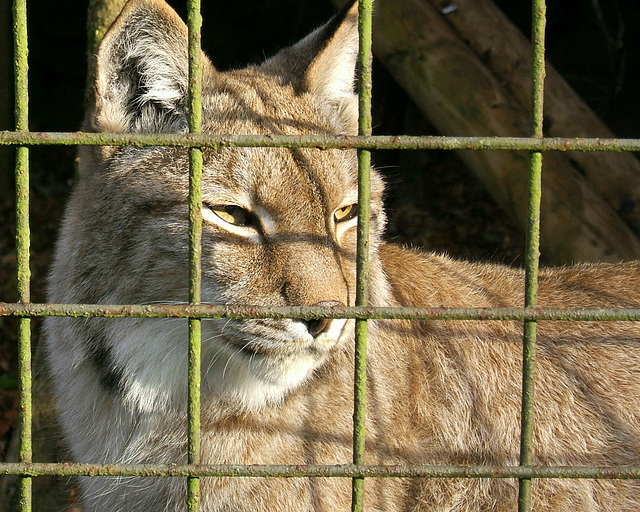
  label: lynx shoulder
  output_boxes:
[44,0,640,510]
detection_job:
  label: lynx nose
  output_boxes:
[305,301,346,337]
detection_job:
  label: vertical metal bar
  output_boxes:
[518,1,546,510]
[13,0,31,510]
[352,0,373,511]
[187,0,203,510]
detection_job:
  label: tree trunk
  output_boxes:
[331,0,640,263]
[85,0,129,101]
[0,0,14,201]
[430,0,640,239]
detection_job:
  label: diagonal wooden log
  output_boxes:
[331,0,640,263]
[86,0,129,100]
[433,0,640,238]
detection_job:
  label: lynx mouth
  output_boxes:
[231,336,322,359]
[235,341,278,358]
[216,317,346,358]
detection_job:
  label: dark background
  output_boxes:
[2,0,638,270]
[0,0,639,460]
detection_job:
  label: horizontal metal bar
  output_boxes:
[1,462,639,480]
[1,131,640,152]
[1,303,639,321]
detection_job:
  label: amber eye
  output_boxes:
[209,205,253,227]
[333,204,358,222]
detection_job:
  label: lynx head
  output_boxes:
[56,0,388,412]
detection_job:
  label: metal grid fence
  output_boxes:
[2,0,640,511]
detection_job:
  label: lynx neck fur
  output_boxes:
[44,0,640,510]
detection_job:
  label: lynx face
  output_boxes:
[48,0,384,412]
[194,144,366,408]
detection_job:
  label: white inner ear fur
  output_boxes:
[93,0,194,133]
[123,33,188,108]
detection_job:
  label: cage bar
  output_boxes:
[13,0,32,510]
[518,1,547,510]
[187,0,204,510]
[352,0,374,510]
[2,302,640,322]
[2,461,640,480]
[2,131,640,152]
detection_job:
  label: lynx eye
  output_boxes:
[208,205,253,227]
[333,204,358,223]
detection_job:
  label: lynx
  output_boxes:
[44,0,640,510]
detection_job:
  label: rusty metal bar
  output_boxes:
[1,462,639,480]
[352,1,374,509]
[1,303,640,322]
[12,0,32,510]
[1,130,640,151]
[187,0,204,509]
[518,1,547,510]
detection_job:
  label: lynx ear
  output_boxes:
[261,0,360,133]
[89,0,211,134]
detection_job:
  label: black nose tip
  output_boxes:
[305,301,346,337]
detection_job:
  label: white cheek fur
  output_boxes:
[108,318,188,413]
[104,317,349,414]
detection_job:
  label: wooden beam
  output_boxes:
[331,0,640,263]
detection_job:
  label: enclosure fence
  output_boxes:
[2,0,640,512]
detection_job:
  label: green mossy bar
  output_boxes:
[13,0,32,509]
[1,461,640,480]
[2,303,640,322]
[353,1,374,510]
[2,130,640,151]
[518,1,546,510]
[187,0,203,510]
